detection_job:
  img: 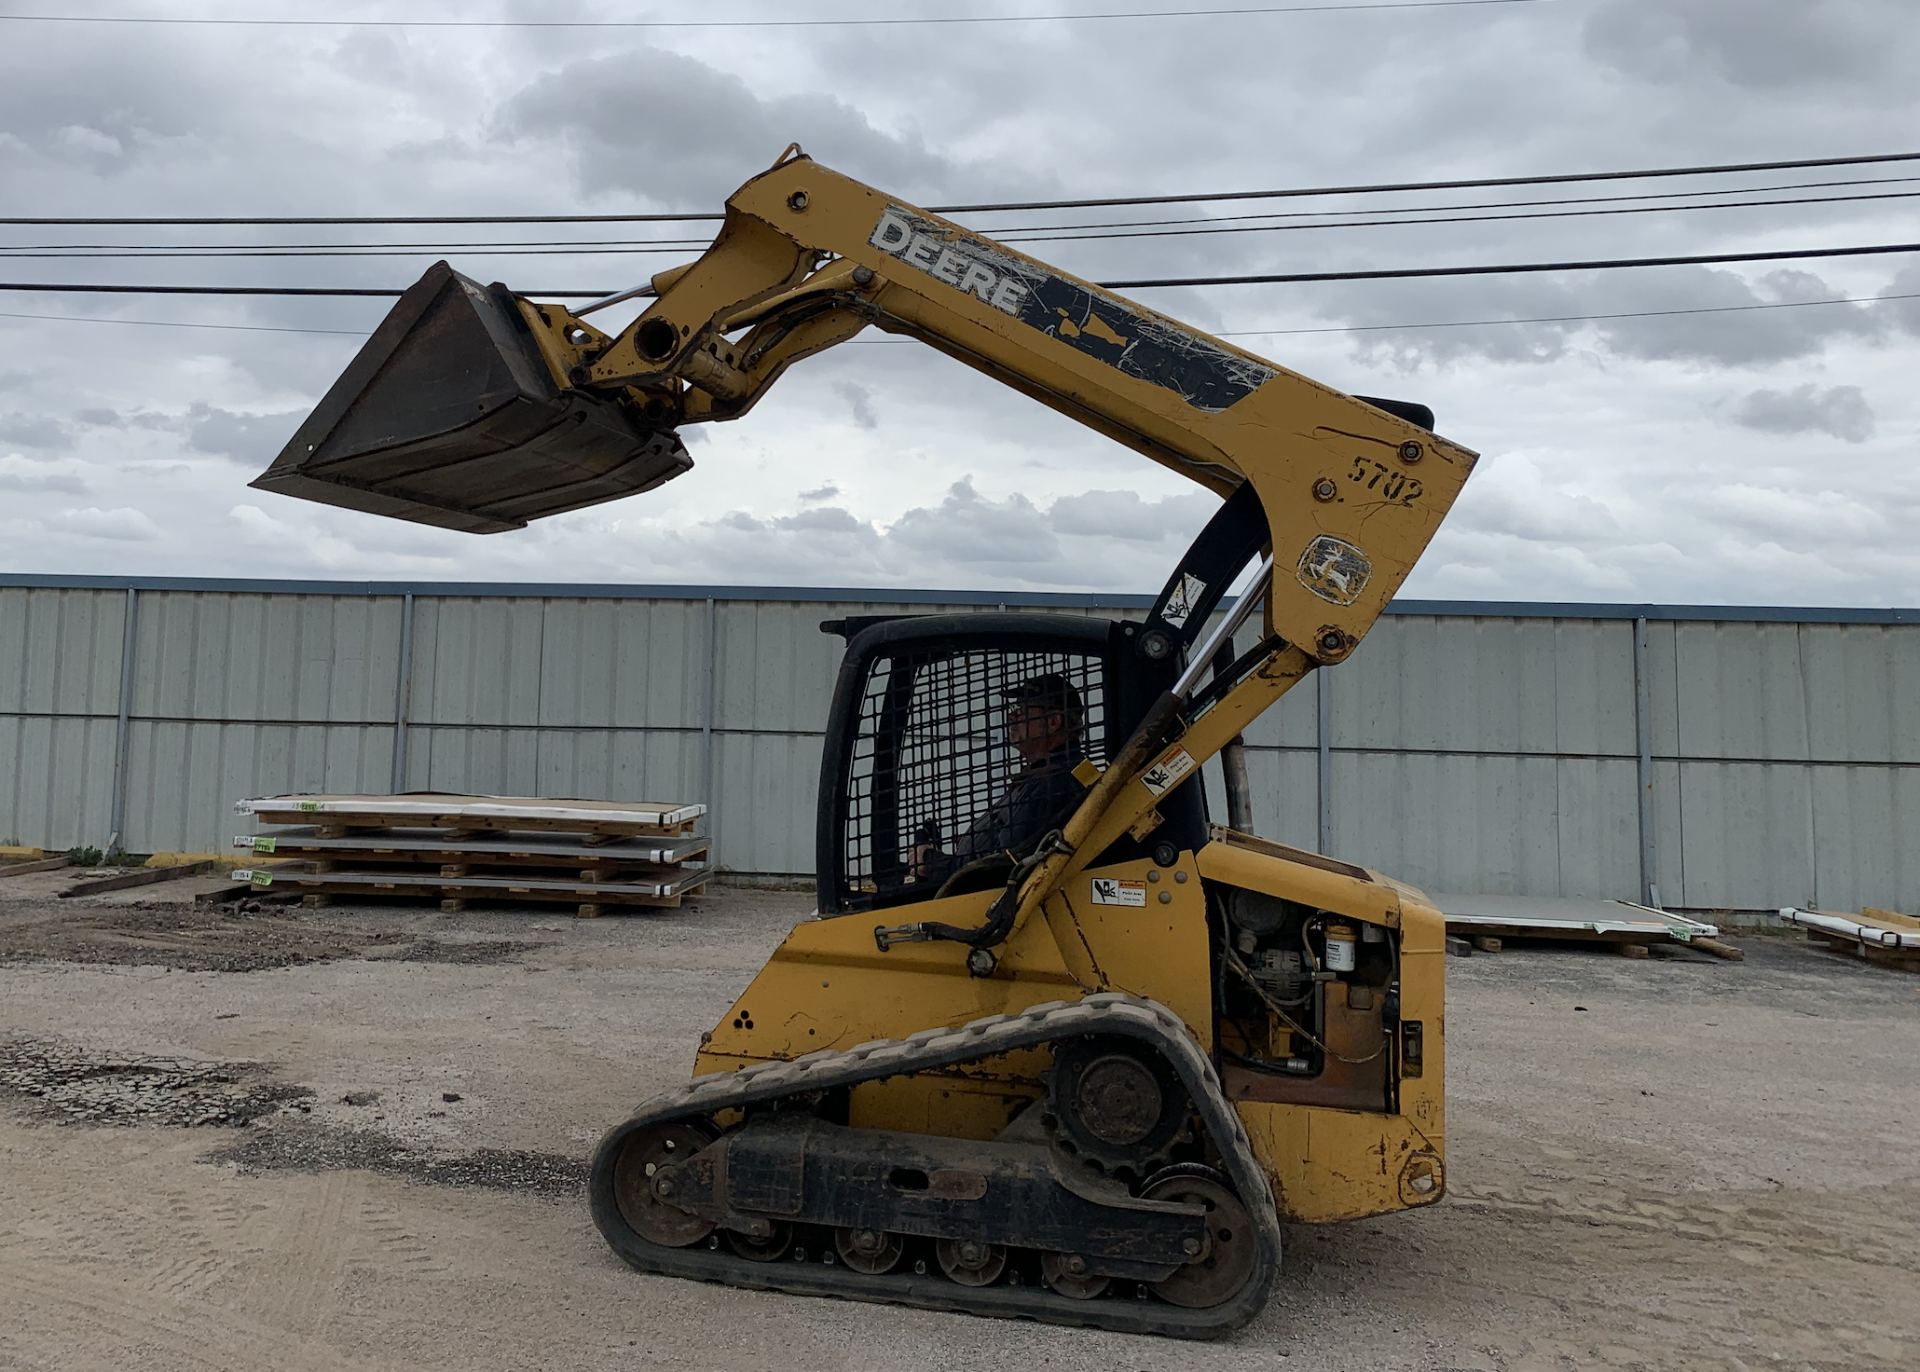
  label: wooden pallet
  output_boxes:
[1804,929,1920,971]
[237,793,704,838]
[233,864,708,914]
[234,827,708,870]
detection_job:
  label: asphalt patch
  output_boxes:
[0,1035,311,1127]
[0,903,406,972]
[210,1118,588,1198]
[391,937,544,965]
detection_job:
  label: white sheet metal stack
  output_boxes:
[1781,906,1920,972]
[230,793,709,918]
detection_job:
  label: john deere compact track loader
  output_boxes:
[255,146,1477,1338]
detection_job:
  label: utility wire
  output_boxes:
[0,309,363,335]
[5,151,1917,227]
[8,187,1917,261]
[1103,241,1920,289]
[1214,292,1920,337]
[3,240,1915,298]
[0,2,1550,30]
[979,174,1920,233]
[4,292,1911,342]
[1005,189,1920,244]
[8,175,1920,253]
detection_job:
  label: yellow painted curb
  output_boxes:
[144,852,251,872]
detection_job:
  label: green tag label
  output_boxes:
[298,800,321,812]
[252,836,277,853]
[251,871,275,888]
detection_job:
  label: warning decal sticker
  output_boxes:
[1090,877,1148,907]
[1140,747,1198,797]
[1161,572,1206,628]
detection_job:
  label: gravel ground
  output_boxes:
[0,877,1915,1371]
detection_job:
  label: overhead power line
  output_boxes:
[0,309,363,336]
[1103,241,1920,288]
[4,292,1911,344]
[1216,292,1919,337]
[0,2,1549,31]
[2,240,1915,299]
[7,187,1917,262]
[7,175,1918,255]
[5,151,1917,228]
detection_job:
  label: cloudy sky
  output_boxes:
[1,0,1916,606]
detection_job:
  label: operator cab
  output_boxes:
[814,613,1203,914]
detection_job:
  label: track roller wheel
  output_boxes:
[610,1119,716,1248]
[1140,1164,1257,1309]
[833,1227,905,1274]
[727,1222,794,1262]
[1041,1252,1111,1300]
[935,1237,1007,1286]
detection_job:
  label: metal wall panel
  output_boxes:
[403,724,702,820]
[1809,765,1920,914]
[1672,760,1817,911]
[1800,623,1920,764]
[1669,621,1815,761]
[1338,614,1637,757]
[0,579,1913,910]
[1329,751,1641,899]
[133,591,403,724]
[123,721,395,853]
[0,715,118,850]
[0,586,126,719]
[530,597,705,729]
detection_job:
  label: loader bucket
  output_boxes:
[252,261,691,534]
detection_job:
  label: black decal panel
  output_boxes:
[870,206,1275,414]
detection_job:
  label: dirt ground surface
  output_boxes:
[1,873,1916,1372]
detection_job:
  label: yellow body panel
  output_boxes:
[698,838,1445,1223]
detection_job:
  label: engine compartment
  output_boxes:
[1210,882,1402,1112]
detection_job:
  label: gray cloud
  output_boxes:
[833,382,878,431]
[798,484,840,502]
[1731,384,1876,442]
[1585,0,1905,90]
[1048,489,1215,543]
[496,47,1038,209]
[186,404,305,464]
[0,456,87,495]
[1882,263,1920,336]
[887,480,1059,567]
[1597,269,1884,367]
[1327,266,1887,372]
[58,506,161,542]
[0,413,71,449]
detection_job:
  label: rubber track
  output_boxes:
[588,992,1280,1339]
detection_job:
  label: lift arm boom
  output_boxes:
[531,150,1477,666]
[255,147,1480,966]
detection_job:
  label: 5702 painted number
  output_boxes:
[1350,456,1422,505]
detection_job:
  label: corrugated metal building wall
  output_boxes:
[2,574,1914,913]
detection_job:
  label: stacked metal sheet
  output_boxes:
[1781,906,1920,971]
[1434,893,1738,959]
[230,794,709,917]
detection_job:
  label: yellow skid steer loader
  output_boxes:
[254,147,1477,1338]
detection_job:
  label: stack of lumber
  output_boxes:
[1781,905,1920,971]
[230,793,709,918]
